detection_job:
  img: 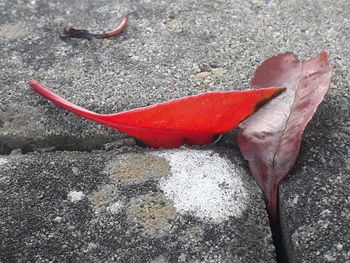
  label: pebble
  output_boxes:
[53,216,63,223]
[336,244,343,251]
[67,191,85,202]
[109,202,123,214]
[199,63,211,72]
[251,0,264,8]
[195,72,212,79]
[0,158,8,166]
[324,254,337,262]
[197,84,208,89]
[338,97,349,111]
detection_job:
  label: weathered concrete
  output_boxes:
[1,0,349,153]
[0,146,275,262]
[1,0,350,262]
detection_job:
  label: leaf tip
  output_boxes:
[27,80,48,95]
[27,80,39,89]
[253,87,286,111]
[275,87,287,94]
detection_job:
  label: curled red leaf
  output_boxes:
[60,14,128,40]
[27,80,284,148]
[238,51,332,221]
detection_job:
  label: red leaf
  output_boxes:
[27,80,284,148]
[237,51,331,221]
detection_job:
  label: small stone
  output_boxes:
[0,158,8,166]
[195,72,212,79]
[229,43,236,49]
[71,167,80,175]
[109,202,123,213]
[324,254,337,262]
[338,97,349,111]
[251,0,264,8]
[67,191,85,202]
[336,244,343,251]
[199,63,211,72]
[197,84,208,89]
[53,216,63,223]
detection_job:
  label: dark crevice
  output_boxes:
[270,214,289,263]
[265,190,290,263]
[0,135,140,155]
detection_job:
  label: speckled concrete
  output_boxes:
[0,146,275,262]
[279,126,350,263]
[1,0,349,153]
[1,0,349,262]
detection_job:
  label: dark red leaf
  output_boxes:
[237,51,331,221]
[60,14,128,40]
[27,80,284,148]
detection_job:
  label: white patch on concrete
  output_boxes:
[67,191,85,202]
[109,202,123,213]
[153,149,249,222]
[0,158,8,166]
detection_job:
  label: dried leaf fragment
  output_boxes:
[238,50,332,221]
[60,14,128,40]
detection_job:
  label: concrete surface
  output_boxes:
[0,146,275,262]
[1,0,350,262]
[279,124,350,263]
[1,0,349,153]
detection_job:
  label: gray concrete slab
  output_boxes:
[0,146,275,262]
[280,127,350,263]
[1,0,350,262]
[1,0,349,153]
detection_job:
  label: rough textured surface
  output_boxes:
[280,126,350,263]
[1,0,350,262]
[0,146,275,263]
[1,0,349,153]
